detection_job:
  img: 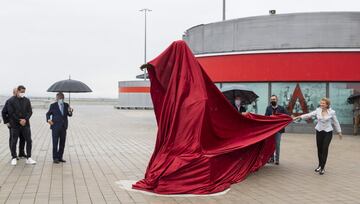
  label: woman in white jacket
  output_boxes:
[293,97,342,175]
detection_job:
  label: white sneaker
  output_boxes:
[11,158,17,166]
[26,158,37,165]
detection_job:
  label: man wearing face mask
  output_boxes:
[1,88,27,159]
[233,96,246,113]
[7,85,36,165]
[265,95,289,165]
[46,92,73,164]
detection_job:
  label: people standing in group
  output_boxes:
[293,97,342,175]
[233,96,247,113]
[1,88,26,159]
[7,85,36,165]
[265,95,289,165]
[46,92,73,164]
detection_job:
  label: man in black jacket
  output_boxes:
[1,88,26,159]
[265,95,289,165]
[7,85,36,165]
[46,92,73,163]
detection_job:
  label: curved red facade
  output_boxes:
[197,52,360,82]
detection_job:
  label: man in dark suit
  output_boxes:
[265,95,289,165]
[1,88,26,159]
[46,92,73,164]
[233,96,247,113]
[7,85,36,165]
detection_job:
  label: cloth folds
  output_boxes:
[133,40,292,194]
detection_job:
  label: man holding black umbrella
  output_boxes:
[46,92,73,164]
[46,77,90,163]
[233,96,247,113]
[220,85,258,114]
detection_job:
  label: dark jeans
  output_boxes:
[271,132,282,162]
[9,128,26,156]
[10,126,32,159]
[316,130,333,169]
[52,128,67,160]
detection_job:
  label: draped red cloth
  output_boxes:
[132,40,292,194]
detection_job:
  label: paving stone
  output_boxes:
[0,105,359,203]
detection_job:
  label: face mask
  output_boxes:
[271,101,277,106]
[58,99,64,104]
[235,100,241,106]
[19,93,25,98]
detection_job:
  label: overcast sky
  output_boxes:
[1,0,359,98]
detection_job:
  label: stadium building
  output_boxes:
[119,12,360,134]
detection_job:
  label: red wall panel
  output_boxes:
[196,52,360,82]
[119,87,150,93]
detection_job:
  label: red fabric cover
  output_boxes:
[133,40,292,194]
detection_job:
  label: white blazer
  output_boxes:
[300,107,342,133]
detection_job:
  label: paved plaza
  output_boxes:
[0,105,359,204]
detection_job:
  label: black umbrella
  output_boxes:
[347,93,360,104]
[221,85,258,105]
[47,77,92,105]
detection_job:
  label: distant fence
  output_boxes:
[0,96,118,110]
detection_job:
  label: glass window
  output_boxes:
[329,83,360,125]
[222,83,269,114]
[214,83,222,90]
[271,83,327,123]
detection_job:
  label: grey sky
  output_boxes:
[1,0,359,98]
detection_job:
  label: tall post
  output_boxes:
[222,0,226,21]
[140,8,151,80]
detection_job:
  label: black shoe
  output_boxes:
[16,157,19,160]
[59,159,66,163]
[315,166,321,172]
[319,169,325,175]
[53,160,60,164]
[275,161,279,165]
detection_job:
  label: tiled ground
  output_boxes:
[0,105,359,204]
